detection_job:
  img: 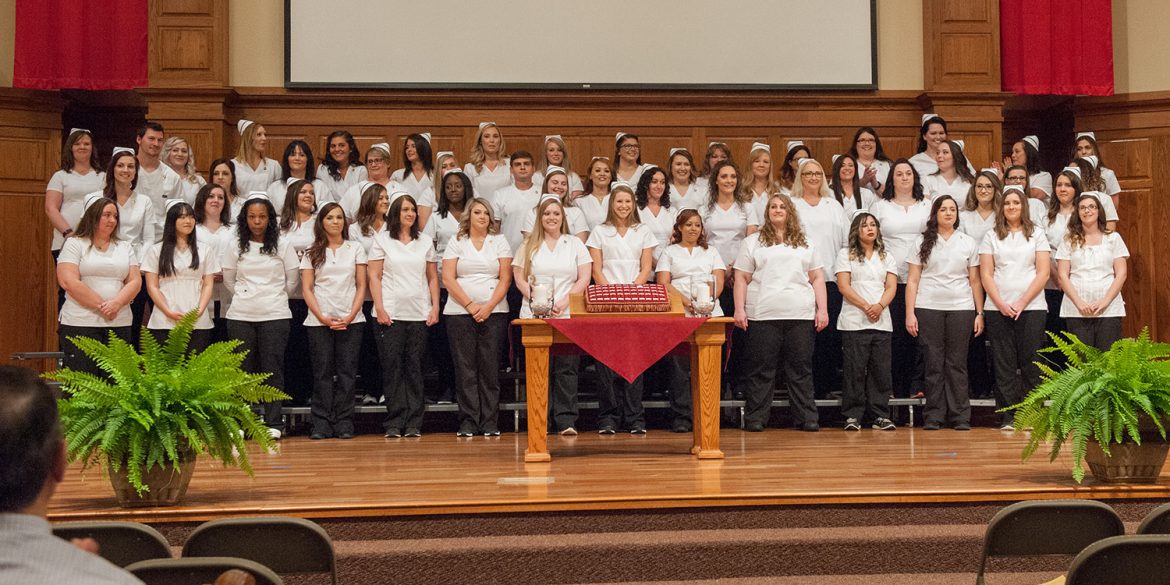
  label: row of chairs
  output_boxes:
[53,516,335,585]
[976,500,1170,584]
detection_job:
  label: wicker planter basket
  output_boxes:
[1085,439,1170,484]
[108,447,197,507]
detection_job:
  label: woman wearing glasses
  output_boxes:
[848,127,892,194]
[339,143,398,219]
[613,132,648,185]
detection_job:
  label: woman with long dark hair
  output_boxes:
[578,157,614,230]
[848,127,891,193]
[267,139,329,210]
[1073,132,1122,208]
[301,202,366,439]
[209,158,241,221]
[317,130,367,203]
[278,179,318,406]
[829,153,877,217]
[194,183,232,341]
[391,132,436,228]
[142,200,218,353]
[922,140,975,201]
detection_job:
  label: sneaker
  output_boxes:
[384,428,402,438]
[999,422,1015,431]
[744,422,765,432]
[801,422,821,432]
[598,426,616,435]
[559,427,578,436]
[844,418,862,432]
[872,418,896,431]
[671,422,693,433]
[456,428,475,438]
[922,422,942,431]
[404,428,421,438]
[378,395,386,404]
[309,433,327,440]
[338,432,354,440]
[483,427,501,437]
[629,425,647,435]
[267,427,283,440]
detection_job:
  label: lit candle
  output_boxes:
[532,283,551,305]
[694,282,712,305]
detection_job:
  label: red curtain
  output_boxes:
[13,0,148,90]
[1001,0,1114,96]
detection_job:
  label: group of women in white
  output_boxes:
[47,114,1129,438]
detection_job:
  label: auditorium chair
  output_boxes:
[1137,501,1170,534]
[53,520,173,567]
[126,557,283,585]
[975,499,1124,585]
[181,516,336,585]
[1065,535,1170,584]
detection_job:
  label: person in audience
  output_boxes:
[368,192,439,438]
[0,365,145,584]
[134,122,183,239]
[46,128,104,295]
[587,182,657,434]
[316,130,367,203]
[390,132,436,228]
[656,208,726,432]
[534,135,584,196]
[348,183,390,405]
[267,140,328,211]
[232,119,281,194]
[194,183,233,342]
[222,192,301,439]
[464,122,511,201]
[442,197,512,437]
[790,158,848,399]
[868,159,931,399]
[668,147,705,209]
[209,158,242,220]
[513,197,593,435]
[979,185,1050,431]
[491,151,541,253]
[613,132,647,185]
[520,166,590,242]
[1073,131,1122,207]
[1003,135,1052,200]
[142,200,218,354]
[848,127,892,193]
[835,211,897,431]
[301,202,366,440]
[922,140,974,201]
[734,194,828,432]
[830,153,878,217]
[635,165,677,260]
[741,143,782,220]
[578,156,614,230]
[278,179,319,406]
[906,195,984,431]
[909,114,950,176]
[56,194,140,377]
[339,143,398,218]
[778,140,811,194]
[1055,193,1129,351]
[162,136,205,204]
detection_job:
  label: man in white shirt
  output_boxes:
[0,366,144,584]
[491,151,542,253]
[135,121,183,242]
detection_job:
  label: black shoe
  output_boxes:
[456,424,476,437]
[483,427,501,437]
[671,422,693,433]
[744,422,765,432]
[338,432,354,440]
[922,422,942,431]
[310,433,327,440]
[801,422,820,432]
[629,425,647,434]
[384,428,402,438]
[953,423,971,431]
[598,425,616,435]
[404,428,421,438]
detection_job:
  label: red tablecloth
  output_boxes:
[545,317,708,382]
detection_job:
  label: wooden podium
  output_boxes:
[516,291,730,463]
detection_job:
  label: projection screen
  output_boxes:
[286,0,876,89]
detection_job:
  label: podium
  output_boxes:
[515,291,731,463]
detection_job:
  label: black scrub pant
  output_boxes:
[597,366,645,431]
[916,309,975,427]
[59,325,133,379]
[147,327,212,356]
[984,309,1046,425]
[887,284,922,397]
[740,319,816,428]
[550,355,581,432]
[1067,317,1123,353]
[227,319,290,430]
[378,320,428,433]
[306,325,362,437]
[283,299,313,404]
[840,329,892,422]
[812,282,844,398]
[448,313,507,434]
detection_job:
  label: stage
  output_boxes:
[48,427,1170,523]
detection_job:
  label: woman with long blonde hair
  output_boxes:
[464,122,510,201]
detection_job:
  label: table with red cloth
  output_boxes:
[515,315,732,463]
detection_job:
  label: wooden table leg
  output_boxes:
[523,325,552,463]
[691,324,724,460]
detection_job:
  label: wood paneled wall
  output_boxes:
[1076,91,1170,341]
[923,0,1001,91]
[0,90,65,369]
[148,0,228,88]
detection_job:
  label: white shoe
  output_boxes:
[267,427,283,440]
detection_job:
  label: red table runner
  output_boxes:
[545,317,708,382]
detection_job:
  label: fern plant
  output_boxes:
[1005,328,1170,483]
[46,312,290,496]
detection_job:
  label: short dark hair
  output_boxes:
[137,121,165,139]
[510,150,534,166]
[0,366,61,512]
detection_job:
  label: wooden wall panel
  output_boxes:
[0,90,64,371]
[148,0,228,88]
[924,0,1001,91]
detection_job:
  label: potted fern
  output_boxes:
[1006,328,1170,484]
[46,312,289,507]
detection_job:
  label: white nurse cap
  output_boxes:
[751,142,770,153]
[111,146,134,157]
[786,141,805,154]
[237,119,255,135]
[1062,166,1082,180]
[244,191,270,203]
[1076,131,1096,141]
[1022,135,1040,151]
[83,192,109,211]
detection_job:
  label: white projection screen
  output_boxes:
[285,0,876,89]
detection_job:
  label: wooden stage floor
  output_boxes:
[48,428,1170,522]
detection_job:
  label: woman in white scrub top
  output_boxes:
[47,129,105,256]
[1055,193,1129,351]
[830,154,878,217]
[778,141,811,194]
[368,192,439,438]
[733,194,828,433]
[979,186,1051,430]
[340,144,398,219]
[533,135,584,197]
[848,127,892,194]
[390,132,435,228]
[698,142,733,194]
[613,132,648,186]
[959,170,1001,244]
[635,166,677,260]
[231,119,281,195]
[56,195,141,377]
[1004,135,1052,200]
[1073,132,1122,208]
[520,167,589,241]
[142,200,218,354]
[910,114,949,177]
[578,157,613,230]
[442,197,512,437]
[162,136,205,205]
[741,143,782,220]
[425,170,471,405]
[317,130,368,203]
[267,140,330,211]
[512,197,593,435]
[348,183,390,404]
[464,122,511,202]
[194,183,232,341]
[278,179,318,406]
[922,140,974,202]
[668,148,706,210]
[586,183,657,435]
[209,158,241,222]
